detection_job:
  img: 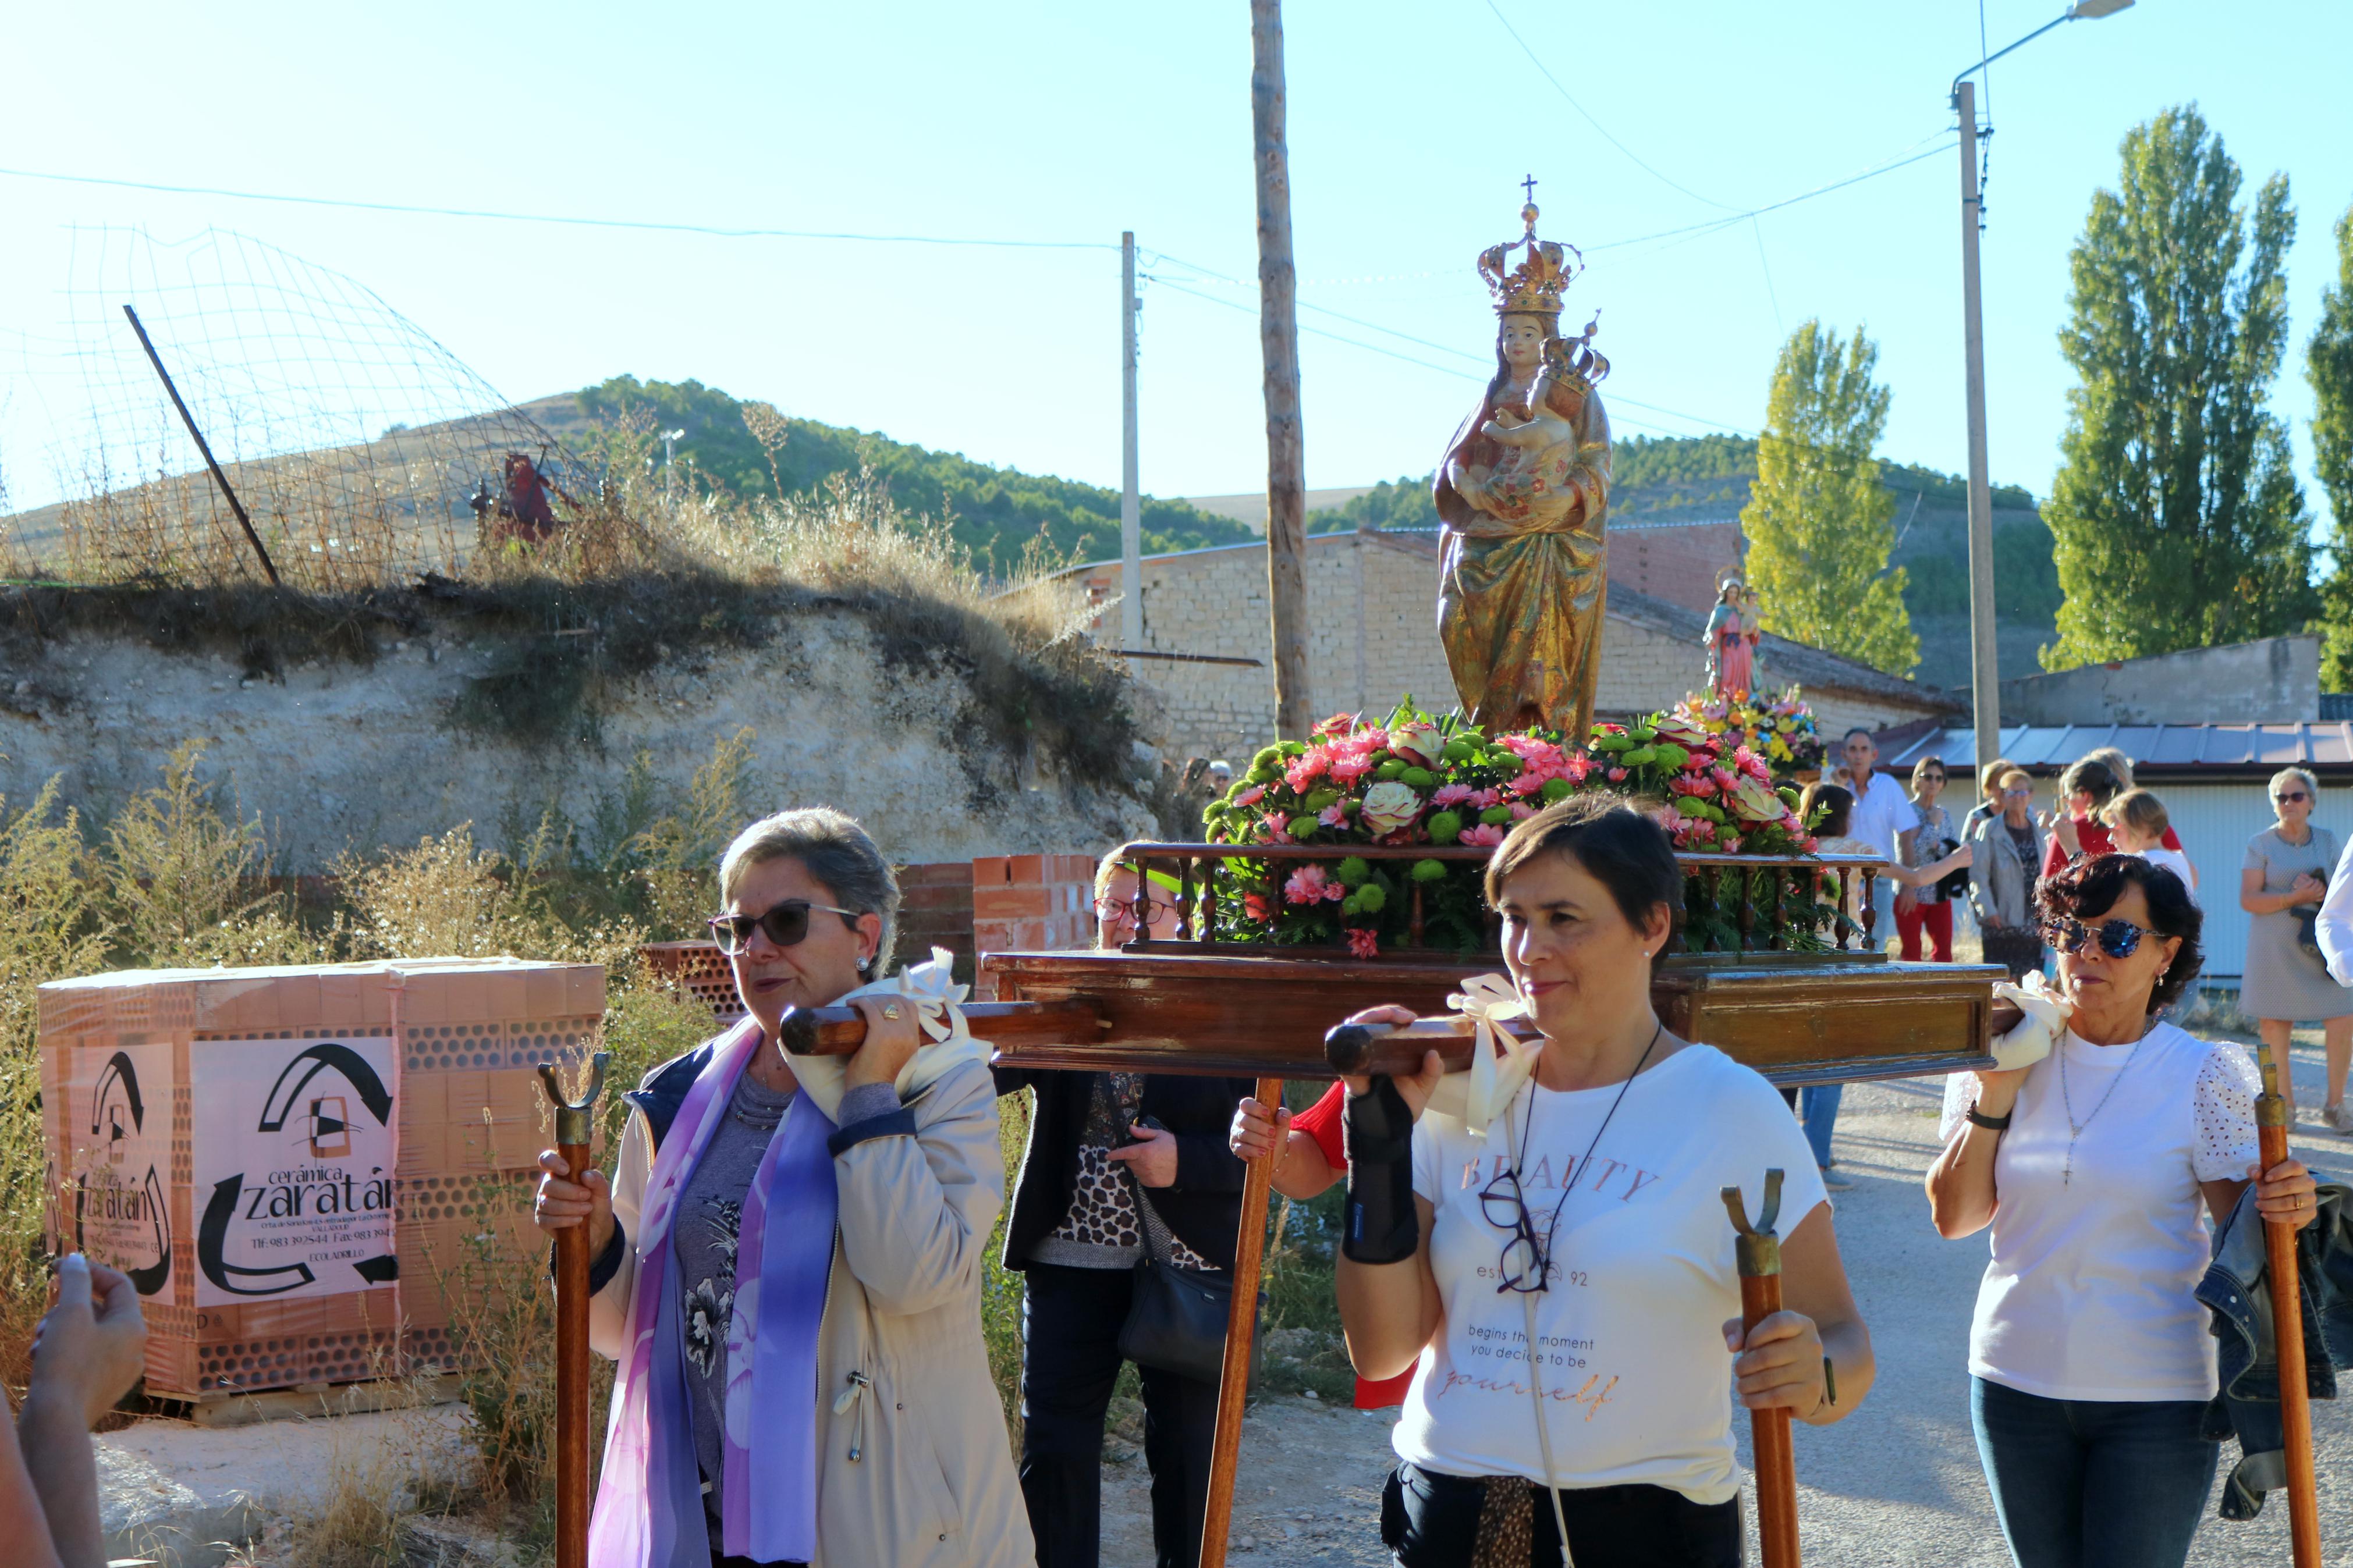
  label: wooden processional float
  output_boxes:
[541,839,2017,1568]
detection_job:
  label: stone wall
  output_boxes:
[1608,518,1744,614]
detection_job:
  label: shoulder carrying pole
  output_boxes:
[2255,1042,2322,1568]
[1724,1169,1800,1568]
[1198,1074,1283,1568]
[540,1053,611,1568]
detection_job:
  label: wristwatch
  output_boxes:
[1965,1105,2013,1132]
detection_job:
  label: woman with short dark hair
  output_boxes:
[2039,758,2121,877]
[1334,797,1875,1567]
[1927,854,2317,1567]
[533,806,1031,1568]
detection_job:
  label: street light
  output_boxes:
[1949,0,2133,777]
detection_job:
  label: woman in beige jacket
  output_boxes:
[534,807,1031,1568]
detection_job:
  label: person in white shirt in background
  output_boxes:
[1927,854,2317,1568]
[2102,789,2198,904]
[1805,729,1915,1188]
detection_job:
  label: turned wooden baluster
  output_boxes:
[1200,856,1219,942]
[1177,856,1197,940]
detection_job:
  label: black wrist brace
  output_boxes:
[1342,1075,1419,1264]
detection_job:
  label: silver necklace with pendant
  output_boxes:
[2056,1027,2149,1185]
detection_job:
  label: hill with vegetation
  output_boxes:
[570,376,1257,573]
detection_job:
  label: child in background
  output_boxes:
[2103,788,2199,904]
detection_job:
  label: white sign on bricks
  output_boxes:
[191,1037,400,1307]
[69,1041,176,1297]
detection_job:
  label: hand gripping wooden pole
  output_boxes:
[1198,1076,1283,1568]
[2253,1041,2322,1568]
[539,1052,611,1568]
[1724,1169,1800,1568]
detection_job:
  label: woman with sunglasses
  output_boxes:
[1928,855,2317,1568]
[532,807,1031,1568]
[1334,797,1875,1568]
[1967,767,2047,982]
[1896,756,1961,962]
[2238,766,2353,1130]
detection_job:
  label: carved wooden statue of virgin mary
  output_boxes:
[1433,198,1612,738]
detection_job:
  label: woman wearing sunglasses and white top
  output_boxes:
[1334,797,1876,1568]
[1929,854,2317,1568]
[532,807,1031,1568]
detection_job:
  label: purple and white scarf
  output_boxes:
[589,1016,838,1566]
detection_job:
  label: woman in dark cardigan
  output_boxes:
[995,858,1251,1568]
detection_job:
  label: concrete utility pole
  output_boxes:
[1251,0,1313,741]
[1956,80,2000,775]
[1121,232,1143,650]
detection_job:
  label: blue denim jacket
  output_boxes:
[2195,1181,2353,1520]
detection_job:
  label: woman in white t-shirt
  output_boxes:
[1926,854,2319,1567]
[1333,797,1876,1568]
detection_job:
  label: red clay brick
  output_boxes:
[974,886,1052,919]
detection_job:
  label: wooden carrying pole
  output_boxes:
[2255,1041,2322,1568]
[538,1053,612,1568]
[1724,1169,1800,1568]
[1199,1076,1283,1568]
[1250,0,1312,742]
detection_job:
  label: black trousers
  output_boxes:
[1019,1262,1222,1568]
[1381,1463,1741,1568]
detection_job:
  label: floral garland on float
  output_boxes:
[1669,684,1825,778]
[1197,698,1837,959]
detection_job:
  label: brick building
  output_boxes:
[1061,528,1958,762]
[1607,516,1746,613]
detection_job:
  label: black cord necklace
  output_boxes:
[1511,1019,1665,1288]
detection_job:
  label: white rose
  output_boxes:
[1391,723,1447,768]
[1361,780,1422,835]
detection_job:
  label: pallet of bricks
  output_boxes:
[38,957,603,1410]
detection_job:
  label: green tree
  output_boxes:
[2043,105,2310,670]
[2311,201,2353,689]
[1738,320,1918,675]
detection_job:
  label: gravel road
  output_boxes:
[1102,1030,2353,1566]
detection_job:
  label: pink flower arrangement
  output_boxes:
[1194,695,1820,955]
[1284,864,1344,905]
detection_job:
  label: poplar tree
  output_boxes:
[2311,202,2353,691]
[2043,105,2310,670]
[1739,319,1918,676]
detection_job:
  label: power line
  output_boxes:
[0,165,1114,251]
[1480,0,1739,212]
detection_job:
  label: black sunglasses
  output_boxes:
[2039,915,2155,959]
[708,898,861,956]
[2276,790,2311,805]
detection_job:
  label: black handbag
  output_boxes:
[1117,1173,1265,1388]
[1932,837,1971,900]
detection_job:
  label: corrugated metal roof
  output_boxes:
[1878,723,2353,774]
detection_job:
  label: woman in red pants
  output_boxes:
[1896,756,1960,962]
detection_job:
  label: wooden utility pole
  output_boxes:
[1954,81,2000,780]
[1120,232,1144,650]
[1251,0,1312,741]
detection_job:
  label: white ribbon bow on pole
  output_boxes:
[794,947,989,1122]
[1422,972,1541,1136]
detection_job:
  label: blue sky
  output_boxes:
[2,1,2348,522]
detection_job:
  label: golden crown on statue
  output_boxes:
[1478,198,1584,317]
